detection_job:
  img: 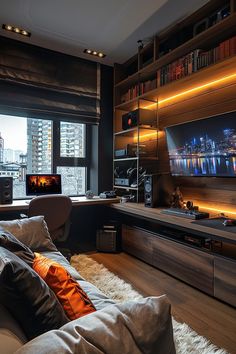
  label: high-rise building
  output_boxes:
[27,119,52,173]
[60,122,84,157]
[0,132,4,163]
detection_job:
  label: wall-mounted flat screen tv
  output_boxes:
[165,112,236,177]
[26,174,62,196]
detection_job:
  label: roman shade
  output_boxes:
[0,36,100,124]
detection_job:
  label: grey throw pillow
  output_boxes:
[0,247,69,340]
[0,216,57,252]
[15,295,176,354]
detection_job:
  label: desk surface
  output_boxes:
[111,202,236,244]
[0,196,119,212]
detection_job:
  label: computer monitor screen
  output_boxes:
[26,174,62,196]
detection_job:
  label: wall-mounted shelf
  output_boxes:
[113,98,158,202]
[114,1,236,107]
[113,0,236,210]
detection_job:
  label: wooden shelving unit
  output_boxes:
[114,0,236,107]
[113,0,236,204]
[113,98,158,202]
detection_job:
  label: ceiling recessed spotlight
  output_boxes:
[2,24,31,37]
[21,30,28,36]
[83,49,106,58]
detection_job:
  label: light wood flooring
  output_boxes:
[88,251,236,354]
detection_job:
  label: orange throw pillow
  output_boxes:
[33,252,96,320]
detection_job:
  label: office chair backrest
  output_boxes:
[28,195,72,241]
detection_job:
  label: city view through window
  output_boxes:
[0,114,86,198]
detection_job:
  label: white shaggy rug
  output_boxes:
[71,254,228,354]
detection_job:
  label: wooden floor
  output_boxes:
[88,251,236,354]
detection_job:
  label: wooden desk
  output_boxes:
[0,196,119,212]
[110,202,236,307]
[111,202,236,244]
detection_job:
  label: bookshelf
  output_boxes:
[113,0,236,205]
[114,0,236,107]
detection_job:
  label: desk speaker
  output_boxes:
[0,177,13,204]
[144,174,159,208]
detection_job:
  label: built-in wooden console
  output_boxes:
[110,203,236,307]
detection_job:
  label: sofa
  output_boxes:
[0,215,176,354]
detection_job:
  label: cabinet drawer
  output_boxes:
[122,225,153,264]
[153,236,214,295]
[214,257,236,307]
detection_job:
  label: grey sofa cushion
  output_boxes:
[0,247,69,340]
[0,230,34,266]
[0,216,57,252]
[0,304,27,354]
[15,295,176,354]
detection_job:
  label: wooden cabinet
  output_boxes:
[121,223,236,306]
[214,257,236,307]
[122,225,153,264]
[152,236,214,295]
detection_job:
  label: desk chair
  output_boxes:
[28,195,72,259]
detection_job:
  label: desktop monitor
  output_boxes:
[26,174,62,196]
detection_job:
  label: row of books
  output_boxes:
[120,84,139,103]
[139,78,156,95]
[119,35,236,103]
[157,35,236,86]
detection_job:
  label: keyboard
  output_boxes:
[162,208,209,220]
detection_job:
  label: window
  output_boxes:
[0,114,88,198]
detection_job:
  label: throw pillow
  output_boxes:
[0,215,57,252]
[33,252,96,320]
[0,229,34,266]
[15,295,176,354]
[0,247,69,340]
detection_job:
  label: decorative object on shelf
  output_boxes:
[99,191,116,199]
[170,186,184,209]
[120,194,135,203]
[122,108,156,130]
[130,167,147,188]
[85,190,94,199]
[193,17,209,36]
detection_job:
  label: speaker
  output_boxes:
[0,177,13,204]
[144,174,159,208]
[96,221,121,253]
[122,109,156,130]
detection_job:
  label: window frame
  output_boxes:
[0,113,91,199]
[52,120,91,194]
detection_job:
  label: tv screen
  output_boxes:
[26,174,62,196]
[165,112,236,177]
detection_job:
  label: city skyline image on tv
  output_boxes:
[165,111,236,177]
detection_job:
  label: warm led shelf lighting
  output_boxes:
[198,205,236,217]
[158,72,236,106]
[133,131,157,142]
[2,24,31,37]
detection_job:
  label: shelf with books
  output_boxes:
[115,53,236,112]
[115,12,236,107]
